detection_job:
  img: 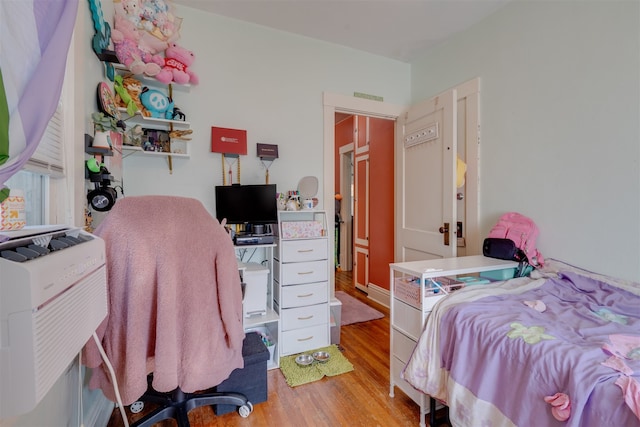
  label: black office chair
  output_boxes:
[84,196,252,426]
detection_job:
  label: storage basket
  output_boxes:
[393,276,463,308]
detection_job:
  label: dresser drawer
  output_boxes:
[281,324,329,356]
[280,260,327,285]
[391,299,423,340]
[392,329,418,363]
[280,303,328,332]
[278,282,327,308]
[280,239,328,262]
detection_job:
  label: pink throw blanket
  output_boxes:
[83,196,245,405]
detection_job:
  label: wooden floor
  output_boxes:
[106,271,445,427]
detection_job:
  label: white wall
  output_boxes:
[118,7,411,213]
[410,1,640,281]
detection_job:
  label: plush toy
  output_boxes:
[121,0,142,28]
[139,86,174,119]
[111,14,163,76]
[118,75,149,116]
[155,43,199,85]
[113,75,138,116]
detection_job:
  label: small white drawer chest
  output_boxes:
[389,255,519,427]
[274,210,331,356]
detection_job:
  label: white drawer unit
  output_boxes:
[279,260,328,285]
[280,239,327,262]
[389,255,519,427]
[280,324,329,355]
[280,302,329,331]
[275,210,330,356]
[276,281,328,308]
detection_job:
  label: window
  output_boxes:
[4,170,47,226]
[3,99,66,227]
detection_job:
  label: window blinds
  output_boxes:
[25,102,65,177]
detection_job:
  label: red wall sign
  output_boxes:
[211,127,247,155]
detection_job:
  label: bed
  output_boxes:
[401,259,640,427]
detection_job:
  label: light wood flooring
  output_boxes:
[106,270,445,427]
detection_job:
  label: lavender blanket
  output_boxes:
[403,265,640,427]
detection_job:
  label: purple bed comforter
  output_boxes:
[403,268,640,427]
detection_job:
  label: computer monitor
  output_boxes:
[214,184,278,227]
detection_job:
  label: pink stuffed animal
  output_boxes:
[111,14,164,76]
[155,43,199,85]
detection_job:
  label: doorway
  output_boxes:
[333,113,395,295]
[324,94,403,304]
[324,80,481,307]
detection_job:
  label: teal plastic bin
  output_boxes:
[480,268,517,281]
[456,276,491,286]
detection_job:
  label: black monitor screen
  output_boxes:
[215,184,278,225]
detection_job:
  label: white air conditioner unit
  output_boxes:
[0,226,107,418]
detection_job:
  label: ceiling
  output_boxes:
[172,0,510,63]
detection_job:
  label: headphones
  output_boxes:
[86,158,118,212]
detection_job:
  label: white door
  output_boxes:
[395,88,457,262]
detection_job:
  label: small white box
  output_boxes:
[239,262,269,318]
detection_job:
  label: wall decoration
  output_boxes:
[88,0,116,80]
[257,143,278,184]
[211,127,247,155]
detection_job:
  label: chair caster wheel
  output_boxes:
[130,401,144,414]
[238,401,253,418]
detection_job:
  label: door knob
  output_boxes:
[439,223,450,246]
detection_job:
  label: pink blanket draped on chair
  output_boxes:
[83,196,245,405]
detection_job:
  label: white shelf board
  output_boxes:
[243,308,279,329]
[121,145,189,158]
[389,255,518,279]
[118,108,190,127]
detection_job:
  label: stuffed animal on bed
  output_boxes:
[155,43,199,85]
[111,14,164,77]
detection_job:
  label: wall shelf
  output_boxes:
[121,145,189,159]
[118,108,190,127]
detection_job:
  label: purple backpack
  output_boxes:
[488,212,543,267]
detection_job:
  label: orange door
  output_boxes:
[353,153,369,290]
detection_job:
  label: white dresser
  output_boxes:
[274,210,330,356]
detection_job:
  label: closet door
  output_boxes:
[353,153,369,290]
[355,115,369,155]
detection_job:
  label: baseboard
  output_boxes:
[366,283,389,308]
[355,283,368,293]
